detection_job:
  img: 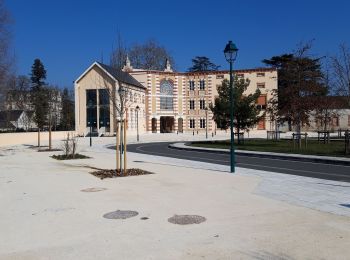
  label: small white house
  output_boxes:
[0,110,35,131]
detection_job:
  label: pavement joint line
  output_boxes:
[238,162,350,178]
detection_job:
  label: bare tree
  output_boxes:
[110,37,175,71]
[331,44,350,104]
[313,66,337,134]
[0,0,14,109]
[94,69,131,175]
[6,75,31,110]
[110,32,127,71]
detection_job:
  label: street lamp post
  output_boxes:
[136,105,140,142]
[118,86,126,174]
[224,40,239,173]
[87,99,94,147]
[205,107,208,139]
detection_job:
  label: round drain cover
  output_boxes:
[103,210,139,219]
[168,214,206,225]
[81,187,107,192]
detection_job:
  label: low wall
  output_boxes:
[0,131,76,147]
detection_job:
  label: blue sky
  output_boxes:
[6,0,350,88]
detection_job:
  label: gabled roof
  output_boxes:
[96,62,145,89]
[0,110,24,122]
[75,62,146,89]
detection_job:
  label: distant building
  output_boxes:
[5,87,63,130]
[74,60,278,136]
[0,110,36,131]
[301,96,350,132]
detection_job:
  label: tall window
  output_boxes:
[189,80,195,91]
[200,99,205,110]
[99,89,110,128]
[160,79,173,110]
[199,79,205,90]
[86,89,97,127]
[189,100,195,110]
[190,119,195,128]
[200,119,206,128]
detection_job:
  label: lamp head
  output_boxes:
[118,86,125,97]
[224,40,239,62]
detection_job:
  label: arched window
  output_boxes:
[160,79,173,110]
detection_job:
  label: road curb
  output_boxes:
[168,142,350,166]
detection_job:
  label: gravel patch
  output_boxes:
[90,168,154,179]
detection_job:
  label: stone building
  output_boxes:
[74,60,278,136]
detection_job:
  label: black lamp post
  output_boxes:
[224,40,238,173]
[87,99,94,147]
[118,86,126,174]
[136,105,140,142]
[205,107,208,139]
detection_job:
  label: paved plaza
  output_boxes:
[0,133,350,259]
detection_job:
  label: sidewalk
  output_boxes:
[0,137,349,259]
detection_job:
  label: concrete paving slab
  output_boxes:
[0,136,349,259]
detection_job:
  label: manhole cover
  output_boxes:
[81,187,107,192]
[103,210,139,219]
[168,214,206,225]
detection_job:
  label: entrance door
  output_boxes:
[152,118,157,133]
[178,118,183,133]
[160,117,175,133]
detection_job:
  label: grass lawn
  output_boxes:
[190,139,350,158]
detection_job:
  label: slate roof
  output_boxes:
[96,62,146,89]
[0,121,15,129]
[0,110,24,122]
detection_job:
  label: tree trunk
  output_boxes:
[297,120,301,149]
[116,120,120,173]
[38,128,40,147]
[49,117,52,150]
[124,119,127,175]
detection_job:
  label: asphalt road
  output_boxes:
[127,142,350,183]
